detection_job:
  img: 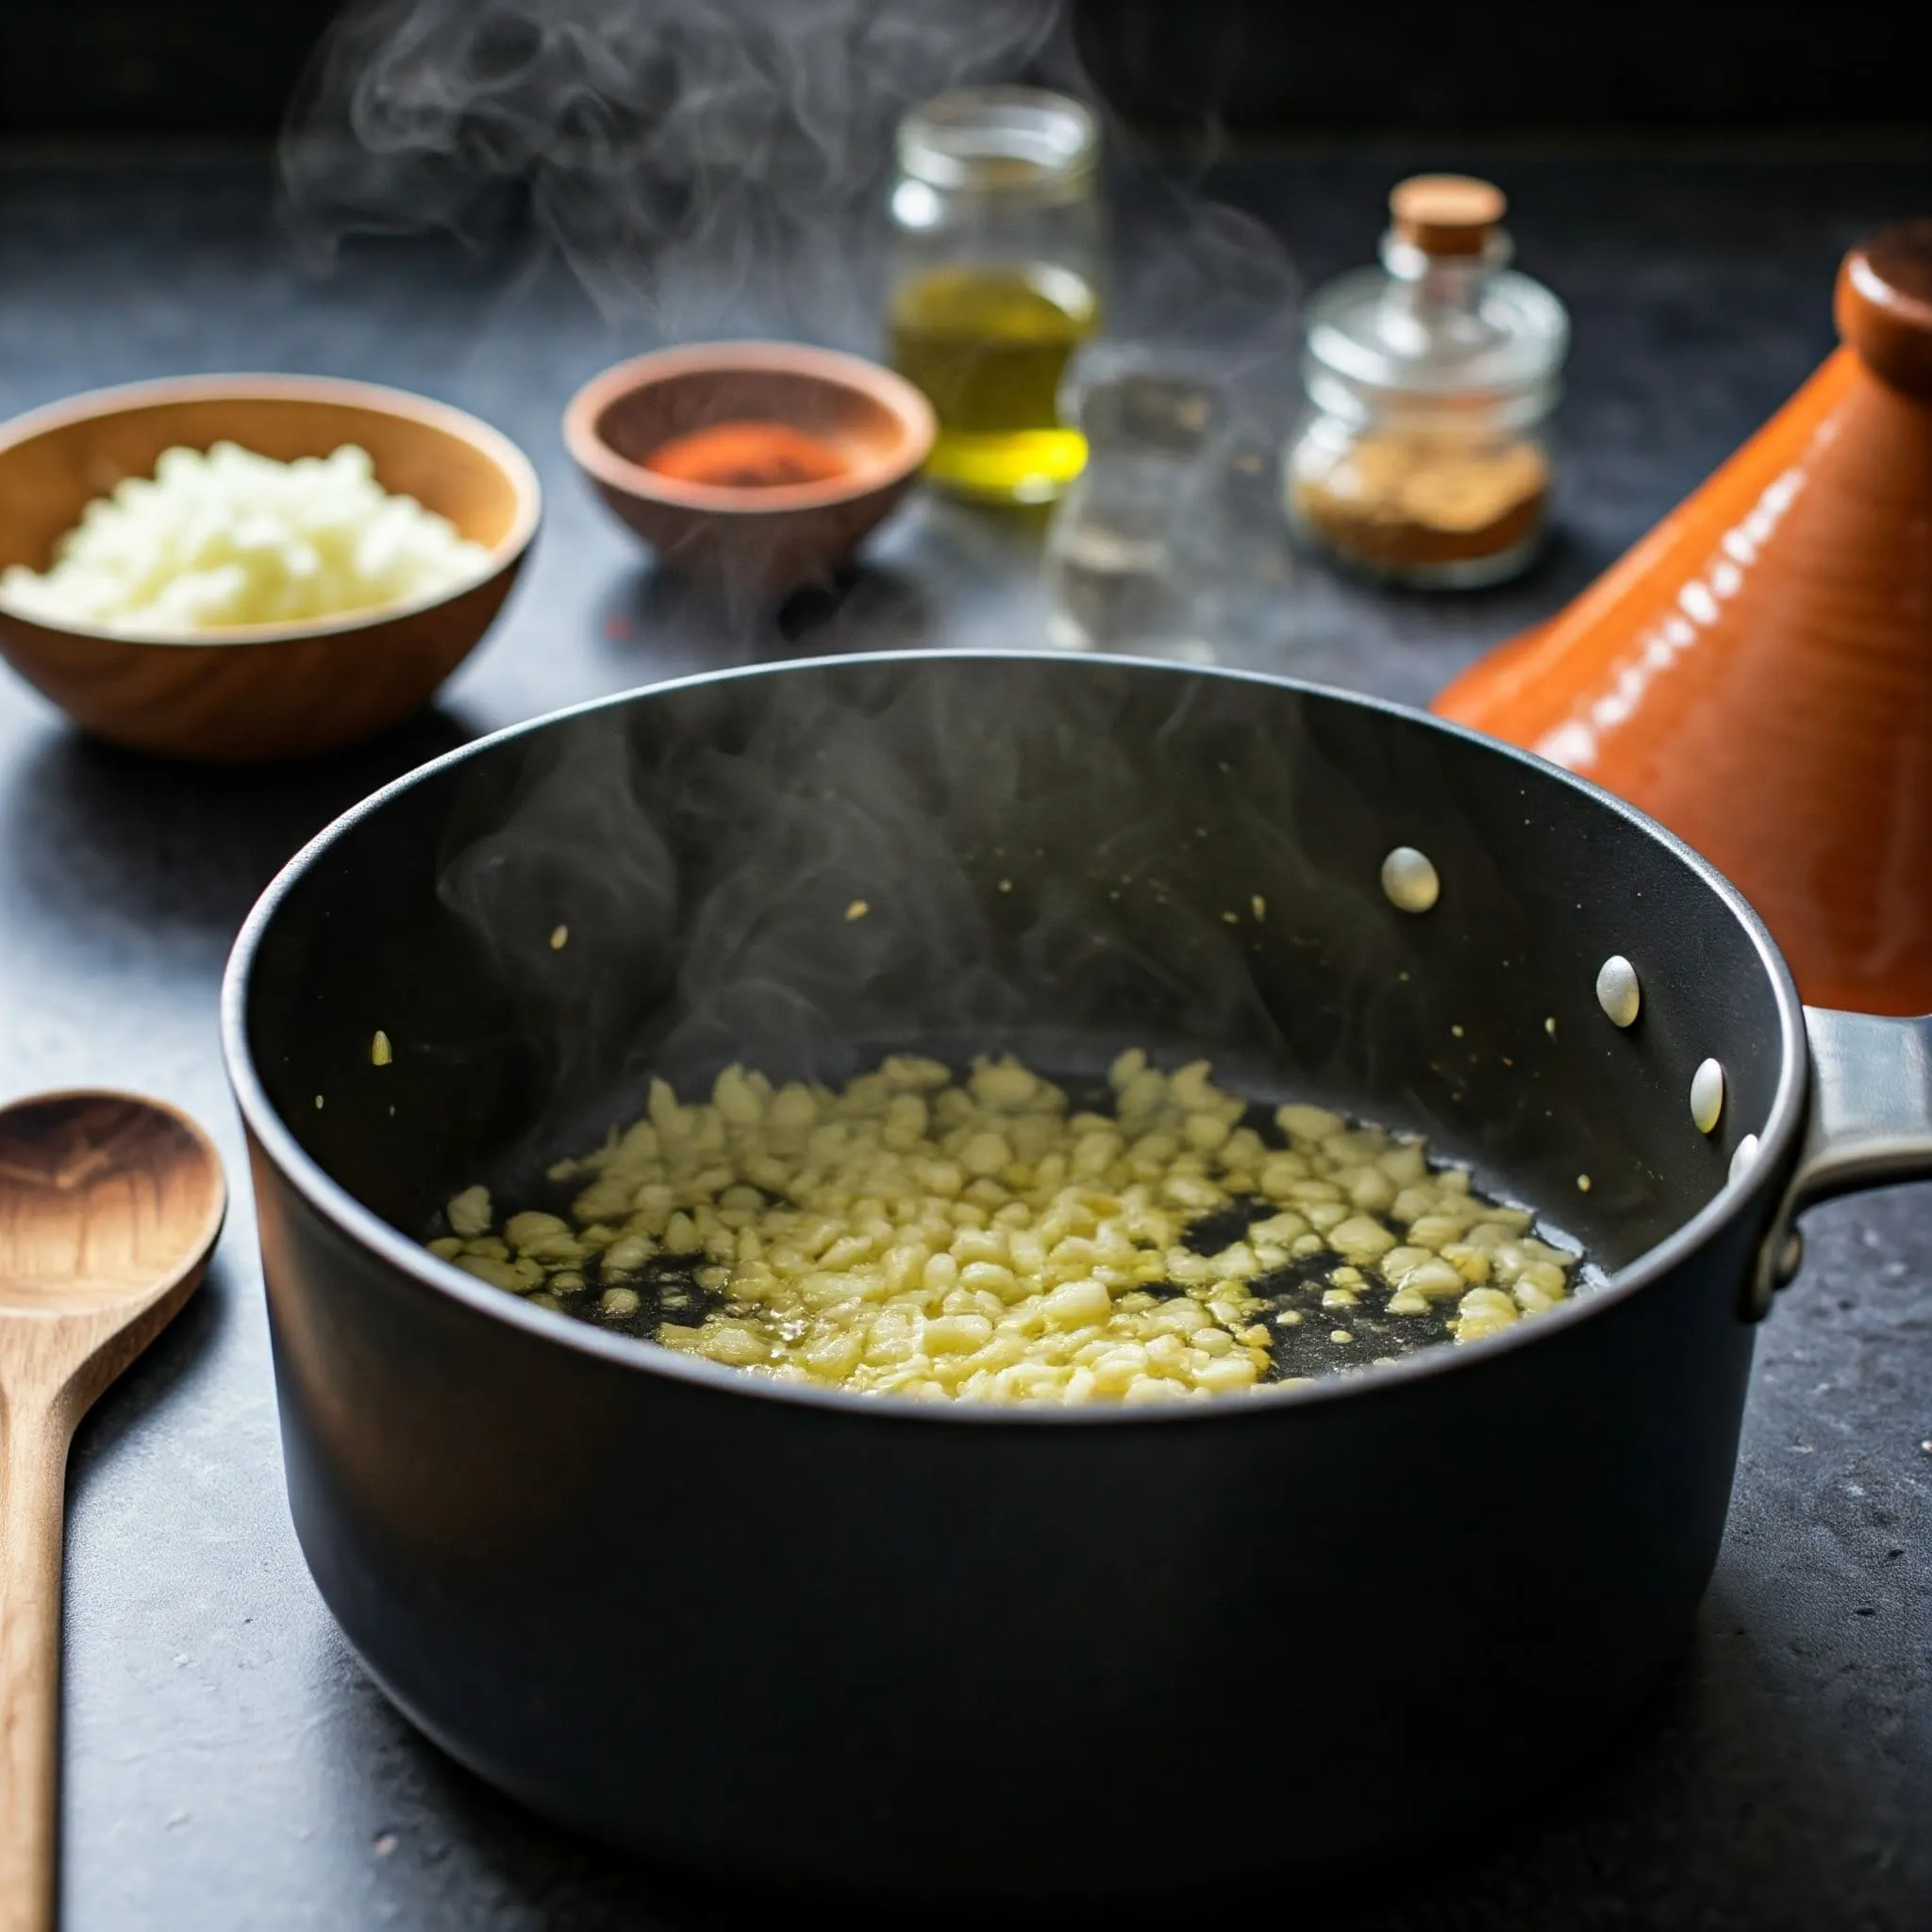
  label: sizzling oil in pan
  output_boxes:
[424,1051,1602,1404]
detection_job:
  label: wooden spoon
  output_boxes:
[0,1092,225,1932]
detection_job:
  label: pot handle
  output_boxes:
[1748,1007,1932,1318]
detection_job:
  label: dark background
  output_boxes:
[0,0,1921,137]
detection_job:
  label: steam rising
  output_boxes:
[282,0,1060,332]
[287,8,1315,1156]
[282,0,1297,391]
[433,661,1420,1189]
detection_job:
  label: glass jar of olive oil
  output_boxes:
[887,87,1104,504]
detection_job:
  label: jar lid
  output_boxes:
[1389,175,1507,257]
[897,87,1098,195]
[1303,179,1567,411]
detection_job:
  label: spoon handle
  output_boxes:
[0,1385,72,1932]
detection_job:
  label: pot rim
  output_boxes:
[219,650,1808,1426]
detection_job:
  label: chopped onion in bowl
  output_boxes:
[0,441,491,634]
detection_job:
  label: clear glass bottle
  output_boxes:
[1286,175,1568,588]
[1043,365,1222,653]
[887,87,1104,505]
[1043,354,1301,663]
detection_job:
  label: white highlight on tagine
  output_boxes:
[1534,430,1835,773]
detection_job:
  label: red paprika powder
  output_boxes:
[643,420,851,489]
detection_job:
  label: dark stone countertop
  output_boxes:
[1,141,1929,1931]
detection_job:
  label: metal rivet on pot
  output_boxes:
[1381,846,1439,913]
[1595,955,1641,1027]
[1728,1133,1760,1186]
[1690,1058,1724,1134]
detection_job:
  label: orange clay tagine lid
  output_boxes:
[1434,219,1932,1014]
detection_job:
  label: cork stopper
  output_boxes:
[1390,175,1507,256]
[1835,219,1932,400]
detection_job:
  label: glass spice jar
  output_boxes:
[886,86,1105,505]
[1286,175,1568,587]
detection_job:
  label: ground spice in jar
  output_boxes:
[1288,174,1567,588]
[1291,434,1549,572]
[642,420,851,489]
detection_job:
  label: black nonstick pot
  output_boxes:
[220,653,1932,1902]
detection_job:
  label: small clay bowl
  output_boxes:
[0,375,541,762]
[562,342,935,591]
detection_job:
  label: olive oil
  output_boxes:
[889,261,1098,503]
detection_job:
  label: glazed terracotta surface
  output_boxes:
[1436,223,1932,1013]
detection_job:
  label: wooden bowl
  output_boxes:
[0,375,541,762]
[563,342,935,591]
